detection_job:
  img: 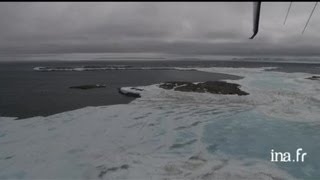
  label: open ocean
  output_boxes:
[1,59,320,119]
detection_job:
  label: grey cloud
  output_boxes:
[0,2,320,58]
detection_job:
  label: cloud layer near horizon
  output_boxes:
[1,2,320,57]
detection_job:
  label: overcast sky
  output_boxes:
[1,2,320,57]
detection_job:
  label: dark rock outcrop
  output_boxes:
[159,81,248,96]
[306,76,320,80]
[97,164,130,178]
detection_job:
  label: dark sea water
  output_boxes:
[1,60,320,119]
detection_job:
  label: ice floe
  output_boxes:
[33,66,177,72]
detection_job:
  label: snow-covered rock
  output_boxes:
[118,87,145,97]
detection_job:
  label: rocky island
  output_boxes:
[159,81,249,96]
[119,81,249,98]
[69,84,106,90]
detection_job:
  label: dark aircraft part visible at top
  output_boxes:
[250,2,319,39]
[250,1,261,39]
